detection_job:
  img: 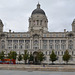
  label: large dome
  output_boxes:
[32,3,45,15]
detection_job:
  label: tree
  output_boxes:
[0,51,5,60]
[8,51,17,60]
[33,51,45,64]
[23,50,29,64]
[29,53,34,64]
[18,52,22,64]
[50,50,57,64]
[63,50,71,64]
[37,51,45,64]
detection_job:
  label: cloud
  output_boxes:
[0,0,75,32]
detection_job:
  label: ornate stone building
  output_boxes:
[0,3,75,63]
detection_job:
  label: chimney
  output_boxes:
[64,29,66,32]
[9,29,11,33]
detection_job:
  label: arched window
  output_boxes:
[46,51,47,55]
[15,45,17,49]
[61,44,66,50]
[49,45,53,50]
[1,40,5,49]
[1,45,5,49]
[55,44,60,50]
[58,51,59,55]
[19,45,22,49]
[43,40,47,49]
[68,44,73,50]
[68,40,73,50]
[37,20,39,25]
[25,40,30,49]
[62,51,63,55]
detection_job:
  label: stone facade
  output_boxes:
[0,3,75,64]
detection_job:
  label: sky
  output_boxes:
[0,0,75,32]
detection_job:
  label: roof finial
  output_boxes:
[37,2,40,9]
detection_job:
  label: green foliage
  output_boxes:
[33,51,45,64]
[29,53,34,61]
[8,51,17,60]
[18,52,22,62]
[50,50,57,64]
[63,50,71,64]
[0,51,5,60]
[23,50,29,64]
[37,51,45,63]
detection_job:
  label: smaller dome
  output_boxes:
[32,3,45,15]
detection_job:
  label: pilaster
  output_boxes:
[18,39,19,49]
[12,39,13,50]
[5,38,7,50]
[0,38,1,52]
[24,40,25,49]
[66,38,68,50]
[47,40,49,50]
[73,38,75,49]
[30,38,32,49]
[53,40,55,50]
[60,40,61,50]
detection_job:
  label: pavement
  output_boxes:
[0,64,75,72]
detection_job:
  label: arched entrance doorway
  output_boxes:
[33,51,38,64]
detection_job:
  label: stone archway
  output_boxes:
[33,51,39,64]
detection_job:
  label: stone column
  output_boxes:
[31,40,32,49]
[40,40,42,49]
[30,39,32,49]
[32,39,33,49]
[73,38,75,55]
[12,39,13,50]
[41,39,43,49]
[53,40,55,50]
[0,38,1,52]
[5,38,7,50]
[60,40,61,50]
[39,38,41,49]
[18,39,19,49]
[66,38,68,50]
[24,40,25,49]
[39,40,40,49]
[73,38,75,49]
[47,40,49,50]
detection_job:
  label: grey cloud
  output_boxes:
[0,0,75,32]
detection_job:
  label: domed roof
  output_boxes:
[32,3,45,15]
